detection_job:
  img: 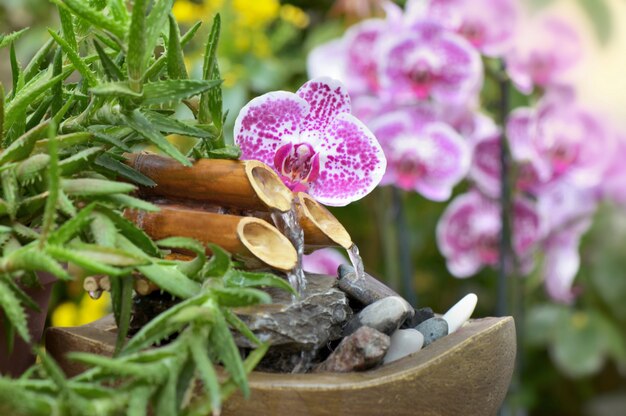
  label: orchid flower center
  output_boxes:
[274,142,321,191]
[458,21,486,47]
[408,52,441,99]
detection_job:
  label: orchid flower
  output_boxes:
[506,95,611,190]
[302,248,347,276]
[505,16,581,93]
[234,77,387,206]
[436,190,540,277]
[370,108,470,201]
[417,0,519,57]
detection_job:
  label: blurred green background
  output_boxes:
[1,0,625,414]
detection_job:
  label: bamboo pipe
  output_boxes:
[125,153,293,213]
[295,192,353,250]
[125,205,297,272]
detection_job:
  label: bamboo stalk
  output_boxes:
[125,205,297,271]
[134,276,159,296]
[295,192,352,250]
[125,152,293,212]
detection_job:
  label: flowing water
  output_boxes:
[271,203,306,297]
[347,243,365,282]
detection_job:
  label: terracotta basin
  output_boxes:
[46,314,515,416]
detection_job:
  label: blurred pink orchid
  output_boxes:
[505,16,581,93]
[436,190,541,277]
[506,96,611,190]
[379,21,482,105]
[370,108,470,201]
[234,77,387,207]
[418,0,519,57]
[302,248,347,276]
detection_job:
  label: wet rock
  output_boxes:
[383,329,424,364]
[337,264,402,307]
[233,274,352,352]
[402,306,435,329]
[255,348,318,373]
[314,326,390,373]
[342,296,414,336]
[443,293,477,334]
[415,317,448,346]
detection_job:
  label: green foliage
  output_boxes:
[0,3,279,415]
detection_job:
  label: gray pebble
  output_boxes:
[415,317,448,346]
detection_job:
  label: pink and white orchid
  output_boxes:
[370,107,470,201]
[419,0,519,57]
[436,190,541,277]
[378,21,482,105]
[505,16,581,93]
[234,77,387,206]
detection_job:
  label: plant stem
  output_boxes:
[392,188,417,306]
[378,187,401,293]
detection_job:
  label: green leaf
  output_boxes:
[157,237,206,279]
[15,154,49,183]
[0,248,71,280]
[0,280,30,343]
[223,308,261,346]
[97,194,160,212]
[89,210,117,247]
[143,20,202,81]
[127,0,148,92]
[4,70,70,131]
[51,0,126,39]
[199,14,222,130]
[143,110,215,139]
[224,269,296,295]
[0,274,39,312]
[0,84,4,145]
[47,202,96,245]
[207,301,249,397]
[0,28,28,49]
[68,353,166,382]
[0,121,49,164]
[142,79,221,106]
[121,294,211,355]
[207,145,241,160]
[101,208,160,257]
[204,243,231,277]
[93,40,124,81]
[68,242,149,266]
[144,0,173,69]
[95,153,156,187]
[1,170,18,220]
[9,42,21,97]
[46,245,129,276]
[50,48,63,120]
[48,29,98,87]
[138,263,201,299]
[34,131,93,152]
[60,146,103,176]
[124,109,191,166]
[212,287,271,307]
[188,334,221,415]
[167,14,187,80]
[61,178,136,196]
[23,38,55,83]
[90,81,143,99]
[577,0,612,45]
[115,275,134,355]
[58,6,78,52]
[127,385,154,416]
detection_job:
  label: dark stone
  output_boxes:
[415,317,448,347]
[130,292,179,336]
[337,264,402,307]
[233,274,352,352]
[313,326,390,373]
[255,348,319,373]
[402,307,435,329]
[342,296,414,337]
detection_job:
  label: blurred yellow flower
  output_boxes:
[51,292,110,327]
[232,0,280,28]
[280,4,310,29]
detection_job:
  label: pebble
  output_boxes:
[402,306,435,329]
[383,329,424,364]
[415,317,448,346]
[342,296,414,336]
[313,326,390,373]
[337,264,401,307]
[442,293,477,334]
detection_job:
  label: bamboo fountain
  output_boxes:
[46,153,516,416]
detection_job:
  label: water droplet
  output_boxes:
[88,290,102,300]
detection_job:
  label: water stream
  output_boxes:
[347,243,365,282]
[271,202,306,297]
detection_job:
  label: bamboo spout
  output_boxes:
[125,205,297,271]
[125,153,293,212]
[296,192,353,250]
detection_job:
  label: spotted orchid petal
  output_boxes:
[234,91,309,168]
[235,77,387,206]
[310,112,386,206]
[297,77,351,134]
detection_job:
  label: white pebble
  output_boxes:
[383,329,424,364]
[442,293,477,334]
